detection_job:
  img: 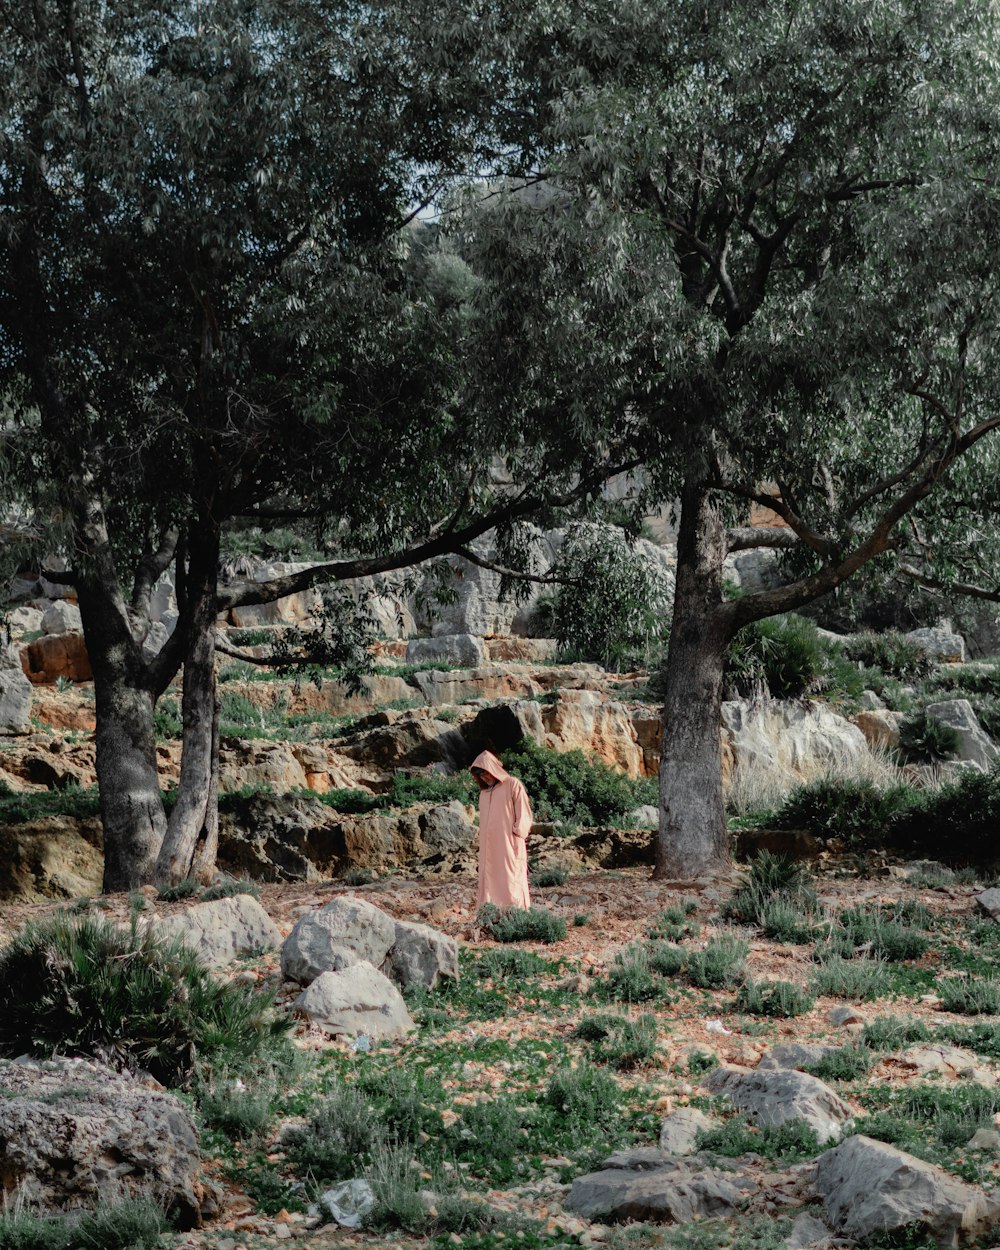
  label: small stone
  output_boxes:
[827,1005,864,1026]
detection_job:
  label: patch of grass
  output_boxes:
[836,906,931,962]
[810,955,893,1002]
[734,979,813,1018]
[540,1062,622,1128]
[197,1069,279,1141]
[156,878,201,903]
[0,783,102,826]
[723,852,818,942]
[593,944,663,1003]
[478,904,567,945]
[647,942,687,977]
[647,905,701,942]
[530,865,569,888]
[684,933,749,990]
[861,1015,933,1052]
[804,1046,874,1081]
[686,1050,719,1075]
[574,912,590,927]
[473,947,553,980]
[574,1013,659,1070]
[0,912,291,1088]
[200,879,261,902]
[0,1197,167,1250]
[697,1115,823,1163]
[284,1086,383,1185]
[937,976,1000,1015]
[844,631,937,680]
[940,1022,1000,1059]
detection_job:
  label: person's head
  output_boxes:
[471,765,496,790]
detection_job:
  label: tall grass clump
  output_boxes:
[0,1197,166,1250]
[723,852,819,942]
[725,613,864,701]
[0,913,291,1087]
[477,903,567,944]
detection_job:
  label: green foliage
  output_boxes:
[771,779,918,844]
[809,956,893,1002]
[501,739,653,827]
[572,1013,659,1070]
[726,614,863,701]
[723,851,818,942]
[540,1063,622,1129]
[200,880,261,902]
[804,1046,874,1082]
[340,867,375,887]
[893,766,1000,864]
[594,944,664,1003]
[844,632,936,680]
[647,942,687,977]
[531,865,569,888]
[0,1197,166,1250]
[156,878,200,903]
[940,1022,1000,1060]
[541,525,672,671]
[0,913,291,1088]
[284,1086,384,1184]
[734,979,813,1018]
[861,1016,933,1052]
[0,784,102,826]
[897,712,960,764]
[647,905,701,942]
[684,933,749,990]
[937,977,1000,1016]
[197,1069,280,1141]
[472,947,551,980]
[697,1117,823,1163]
[836,907,930,962]
[477,904,567,945]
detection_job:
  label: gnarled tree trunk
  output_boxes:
[655,472,736,880]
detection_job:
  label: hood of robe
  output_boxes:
[470,750,510,784]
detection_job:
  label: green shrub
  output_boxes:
[804,1046,874,1081]
[501,738,653,826]
[541,1063,621,1129]
[0,785,103,826]
[696,1116,823,1162]
[200,879,261,902]
[726,614,863,701]
[940,1022,1000,1059]
[647,942,687,977]
[156,878,200,903]
[587,1014,659,1070]
[684,933,748,990]
[478,903,567,944]
[809,956,892,1001]
[892,766,1000,864]
[197,1070,278,1140]
[473,948,550,980]
[0,1197,166,1250]
[861,1015,933,1052]
[574,913,590,927]
[541,524,672,671]
[340,866,375,886]
[771,778,917,844]
[843,631,936,680]
[0,913,291,1087]
[595,944,663,1003]
[686,1050,719,1075]
[284,1087,383,1183]
[647,906,700,942]
[734,979,813,1018]
[937,977,1000,1015]
[836,907,931,962]
[530,865,569,888]
[723,852,818,941]
[898,712,960,763]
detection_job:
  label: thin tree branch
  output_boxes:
[725,527,801,553]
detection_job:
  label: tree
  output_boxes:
[0,0,640,888]
[464,0,1000,876]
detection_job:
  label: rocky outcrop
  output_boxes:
[0,1058,203,1227]
[813,1134,999,1247]
[406,634,486,668]
[0,644,31,734]
[21,630,93,685]
[906,623,966,663]
[722,700,869,796]
[0,817,104,901]
[757,1044,841,1072]
[565,1150,752,1222]
[658,1107,717,1155]
[925,700,998,770]
[852,709,903,750]
[155,895,281,966]
[703,1067,854,1144]
[292,961,415,1040]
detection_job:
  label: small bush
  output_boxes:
[574,912,590,927]
[585,1014,659,1071]
[810,955,893,1001]
[501,738,653,827]
[843,631,936,680]
[285,1087,383,1183]
[595,944,663,1003]
[541,1062,621,1130]
[340,866,375,886]
[157,877,200,903]
[726,614,863,701]
[892,766,1000,864]
[861,1015,933,1052]
[723,852,818,941]
[0,913,291,1087]
[938,977,1000,1016]
[473,948,550,980]
[771,778,917,844]
[687,1050,719,1074]
[684,933,749,990]
[696,1116,822,1162]
[366,1144,428,1232]
[478,903,567,944]
[734,979,813,1018]
[648,942,687,977]
[836,907,931,962]
[898,712,960,764]
[0,1197,166,1250]
[200,879,261,902]
[647,906,700,942]
[530,865,569,888]
[804,1046,874,1081]
[197,1070,278,1140]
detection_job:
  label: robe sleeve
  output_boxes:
[512,779,533,840]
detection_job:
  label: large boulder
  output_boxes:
[418,802,476,854]
[852,709,903,750]
[906,623,966,664]
[0,1058,203,1227]
[292,961,414,1040]
[925,700,998,770]
[385,918,459,990]
[155,895,281,966]
[0,644,31,734]
[722,700,868,798]
[21,631,93,684]
[757,1044,842,1072]
[703,1067,854,1144]
[565,1150,752,1222]
[41,600,82,635]
[218,792,348,883]
[280,896,397,986]
[814,1134,999,1247]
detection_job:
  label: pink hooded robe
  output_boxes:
[471,750,532,910]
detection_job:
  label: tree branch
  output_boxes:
[898,564,1000,605]
[725,527,801,553]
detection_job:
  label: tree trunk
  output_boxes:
[189,680,221,884]
[155,527,221,884]
[76,577,165,892]
[655,473,735,880]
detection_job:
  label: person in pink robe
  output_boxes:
[470,749,532,910]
